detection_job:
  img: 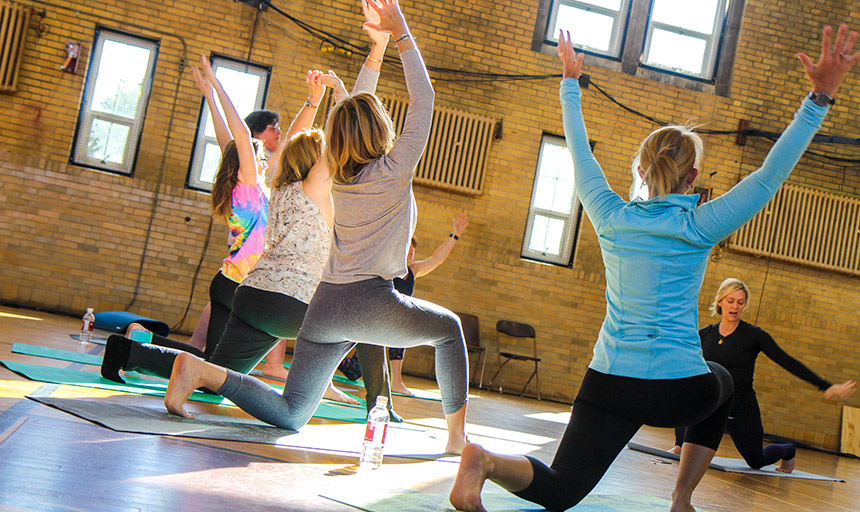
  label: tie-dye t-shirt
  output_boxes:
[221,182,268,283]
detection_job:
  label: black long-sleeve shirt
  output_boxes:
[700,320,831,418]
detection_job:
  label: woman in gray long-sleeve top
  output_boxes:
[164,0,469,455]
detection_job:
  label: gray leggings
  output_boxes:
[218,278,468,430]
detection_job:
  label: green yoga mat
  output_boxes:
[13,343,366,410]
[1,359,368,424]
[14,343,103,366]
[285,361,443,402]
[320,490,710,512]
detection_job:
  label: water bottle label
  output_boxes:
[363,422,387,444]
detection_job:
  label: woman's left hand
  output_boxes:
[798,24,860,97]
[306,69,326,107]
[362,0,390,46]
[824,380,856,401]
[363,0,407,37]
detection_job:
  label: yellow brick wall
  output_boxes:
[2,0,859,450]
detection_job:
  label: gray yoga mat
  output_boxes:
[627,442,844,482]
[321,489,709,512]
[25,396,446,459]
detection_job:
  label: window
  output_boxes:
[545,0,631,59]
[536,0,742,91]
[521,134,583,266]
[641,0,729,79]
[186,55,271,192]
[70,28,159,176]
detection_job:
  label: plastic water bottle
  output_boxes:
[359,396,389,469]
[80,308,95,343]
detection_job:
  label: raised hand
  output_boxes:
[321,69,348,103]
[452,213,469,237]
[824,380,856,401]
[798,24,860,97]
[362,0,390,46]
[190,65,212,96]
[363,0,408,37]
[199,54,217,84]
[306,69,326,107]
[557,30,585,80]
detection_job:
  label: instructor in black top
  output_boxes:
[672,278,856,472]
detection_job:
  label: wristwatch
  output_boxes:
[808,91,835,107]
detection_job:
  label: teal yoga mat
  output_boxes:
[0,359,368,423]
[286,361,443,402]
[14,343,103,366]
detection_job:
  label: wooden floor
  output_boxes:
[0,304,858,511]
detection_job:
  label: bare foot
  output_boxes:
[324,383,360,405]
[446,434,469,456]
[164,352,206,419]
[776,457,795,473]
[667,445,682,455]
[669,491,696,512]
[391,383,414,397]
[450,443,491,512]
[261,364,289,381]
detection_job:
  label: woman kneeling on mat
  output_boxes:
[671,278,856,473]
[450,24,858,512]
[164,0,469,454]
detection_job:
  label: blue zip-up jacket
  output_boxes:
[560,78,828,379]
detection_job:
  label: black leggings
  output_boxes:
[674,402,794,470]
[206,271,239,358]
[515,363,733,512]
[124,285,307,379]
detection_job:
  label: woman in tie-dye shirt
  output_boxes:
[200,54,269,356]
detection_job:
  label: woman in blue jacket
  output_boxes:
[450,24,859,512]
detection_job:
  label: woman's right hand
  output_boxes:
[557,30,585,80]
[798,24,859,97]
[320,70,348,103]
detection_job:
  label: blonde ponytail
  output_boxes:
[633,125,703,199]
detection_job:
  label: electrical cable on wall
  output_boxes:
[253,0,860,165]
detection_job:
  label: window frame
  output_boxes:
[533,0,745,95]
[639,0,731,82]
[185,54,271,192]
[544,0,633,60]
[69,27,160,176]
[521,133,584,267]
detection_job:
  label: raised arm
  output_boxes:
[352,0,390,95]
[191,65,231,152]
[198,54,258,186]
[692,24,859,244]
[410,214,468,278]
[557,30,626,228]
[285,70,327,140]
[364,0,433,177]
